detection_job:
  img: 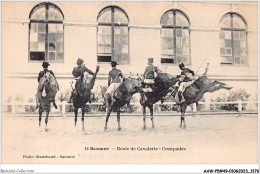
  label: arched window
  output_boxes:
[219,13,247,65]
[97,6,129,64]
[29,2,64,62]
[160,10,190,65]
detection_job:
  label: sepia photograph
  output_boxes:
[1,0,259,173]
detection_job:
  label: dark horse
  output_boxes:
[140,73,179,130]
[101,77,142,131]
[173,75,232,128]
[140,71,232,129]
[73,66,99,132]
[37,72,59,132]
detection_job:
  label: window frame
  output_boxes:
[28,2,64,63]
[219,12,248,66]
[97,6,130,65]
[160,10,191,66]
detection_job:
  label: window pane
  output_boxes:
[56,42,63,52]
[221,56,232,64]
[98,56,111,62]
[114,8,128,24]
[176,11,189,26]
[234,57,241,64]
[38,23,46,33]
[30,33,38,42]
[233,14,246,29]
[161,11,173,25]
[234,47,241,56]
[30,43,38,51]
[31,23,38,33]
[225,40,231,47]
[98,45,105,53]
[161,58,174,64]
[49,42,55,51]
[98,7,112,23]
[49,24,63,33]
[220,14,231,28]
[38,43,45,51]
[56,53,63,61]
[30,52,45,60]
[49,52,55,61]
[48,6,63,20]
[241,57,246,64]
[233,31,239,40]
[38,33,45,43]
[30,6,46,20]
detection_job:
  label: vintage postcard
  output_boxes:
[1,1,258,169]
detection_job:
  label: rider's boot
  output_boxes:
[178,91,185,103]
[110,92,116,106]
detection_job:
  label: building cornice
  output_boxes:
[3,73,258,81]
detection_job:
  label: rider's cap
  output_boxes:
[179,63,185,69]
[148,58,154,63]
[77,58,84,65]
[111,61,118,67]
[42,61,50,68]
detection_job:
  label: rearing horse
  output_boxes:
[173,74,232,128]
[101,77,143,131]
[140,73,179,130]
[37,72,59,132]
[73,66,99,132]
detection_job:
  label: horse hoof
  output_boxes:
[143,127,146,131]
[152,125,155,129]
[104,127,107,131]
[117,128,121,131]
[45,128,48,132]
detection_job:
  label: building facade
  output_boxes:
[2,1,258,101]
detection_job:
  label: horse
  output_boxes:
[101,77,143,131]
[73,66,99,132]
[37,72,59,132]
[173,75,232,128]
[140,73,179,130]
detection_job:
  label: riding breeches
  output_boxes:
[178,80,195,92]
[106,83,121,94]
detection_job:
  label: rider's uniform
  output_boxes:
[38,69,55,83]
[72,65,94,80]
[106,68,123,95]
[178,67,195,93]
[143,65,159,92]
[36,68,58,109]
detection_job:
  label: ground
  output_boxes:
[2,114,258,164]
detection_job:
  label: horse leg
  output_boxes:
[143,105,146,130]
[117,109,121,131]
[180,104,187,129]
[213,80,226,86]
[81,107,85,132]
[208,85,232,93]
[39,110,42,127]
[148,104,154,128]
[45,110,49,132]
[74,107,78,128]
[38,109,42,131]
[104,107,112,131]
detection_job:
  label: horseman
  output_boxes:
[176,63,195,103]
[143,58,159,91]
[36,61,58,109]
[106,61,123,106]
[68,58,95,103]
